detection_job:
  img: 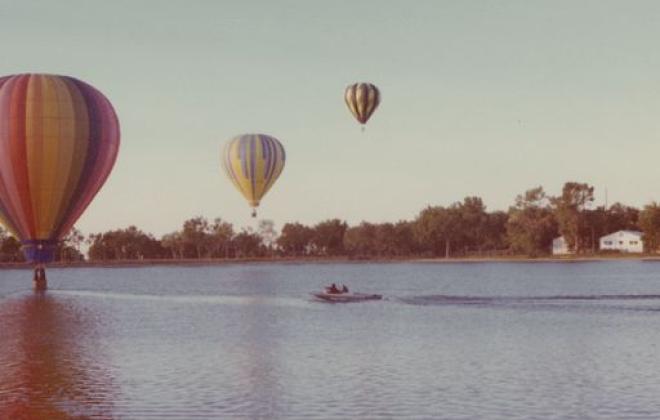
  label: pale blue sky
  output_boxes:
[2,0,660,236]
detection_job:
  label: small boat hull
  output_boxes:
[312,292,382,303]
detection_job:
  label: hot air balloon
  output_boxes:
[0,74,120,290]
[222,134,285,218]
[344,83,380,128]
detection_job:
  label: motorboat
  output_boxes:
[312,291,382,303]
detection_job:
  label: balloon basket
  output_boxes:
[22,240,57,264]
[33,267,47,292]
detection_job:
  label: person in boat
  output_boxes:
[341,284,349,293]
[325,283,341,294]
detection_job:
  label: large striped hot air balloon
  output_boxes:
[222,134,285,217]
[344,82,380,128]
[0,74,120,289]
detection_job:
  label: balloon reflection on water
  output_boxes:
[0,293,116,418]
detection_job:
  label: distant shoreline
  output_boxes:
[2,254,660,269]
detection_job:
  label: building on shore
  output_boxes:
[599,230,644,253]
[552,236,574,255]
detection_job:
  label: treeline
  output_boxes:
[3,181,660,263]
[0,229,85,263]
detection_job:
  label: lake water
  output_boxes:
[2,261,660,419]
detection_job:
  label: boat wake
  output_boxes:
[397,293,660,312]
[49,290,315,309]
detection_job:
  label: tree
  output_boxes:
[258,220,278,256]
[374,223,400,256]
[552,182,594,253]
[88,226,165,261]
[162,232,185,259]
[55,228,85,261]
[506,187,558,256]
[181,217,212,258]
[312,219,348,256]
[87,233,105,260]
[0,226,6,256]
[582,207,608,253]
[458,196,488,254]
[390,221,418,256]
[87,231,119,260]
[65,228,85,253]
[639,202,660,253]
[277,222,314,256]
[482,211,508,252]
[233,228,263,258]
[414,204,463,258]
[57,228,85,262]
[0,227,23,262]
[605,202,639,233]
[210,218,234,258]
[344,222,378,257]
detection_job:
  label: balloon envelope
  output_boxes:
[222,134,285,215]
[0,74,120,263]
[344,83,380,125]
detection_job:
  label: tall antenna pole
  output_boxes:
[604,187,608,209]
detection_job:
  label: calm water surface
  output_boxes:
[2,261,660,419]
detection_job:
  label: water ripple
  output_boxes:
[398,293,660,312]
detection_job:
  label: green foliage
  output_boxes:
[552,182,594,253]
[232,229,264,258]
[277,223,314,256]
[161,217,235,259]
[344,221,421,258]
[57,228,85,262]
[161,231,185,259]
[312,219,348,256]
[605,203,639,232]
[506,187,558,257]
[411,197,506,258]
[483,211,508,251]
[258,220,277,256]
[0,235,24,262]
[5,180,652,264]
[390,221,418,256]
[414,204,462,257]
[639,202,660,252]
[344,222,378,257]
[210,218,234,258]
[182,217,212,258]
[88,226,166,261]
[377,221,417,256]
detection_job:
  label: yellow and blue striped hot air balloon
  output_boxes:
[344,83,380,128]
[221,134,285,217]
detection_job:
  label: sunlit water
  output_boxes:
[2,261,660,419]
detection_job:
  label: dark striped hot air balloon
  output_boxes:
[222,134,285,218]
[344,82,380,128]
[0,74,120,290]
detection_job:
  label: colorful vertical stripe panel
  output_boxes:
[344,83,380,125]
[222,134,285,210]
[0,74,120,263]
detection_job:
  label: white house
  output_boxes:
[552,236,574,255]
[599,230,644,253]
